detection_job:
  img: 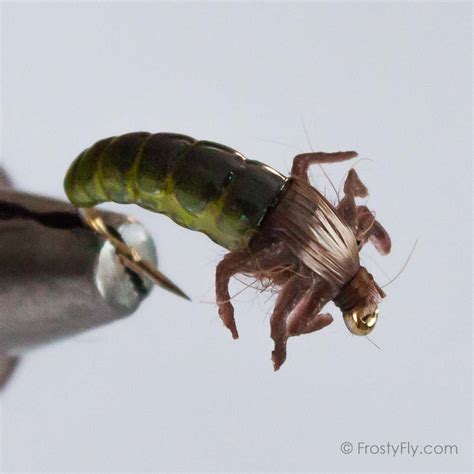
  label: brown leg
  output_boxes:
[215,250,250,339]
[343,168,368,197]
[337,169,367,228]
[270,275,309,371]
[356,206,392,255]
[215,243,298,339]
[337,168,368,224]
[337,195,357,228]
[291,151,358,181]
[337,170,391,255]
[287,281,334,337]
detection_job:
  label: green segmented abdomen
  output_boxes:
[64,132,287,250]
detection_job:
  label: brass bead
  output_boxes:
[343,307,378,336]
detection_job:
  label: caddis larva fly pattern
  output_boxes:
[64,132,391,370]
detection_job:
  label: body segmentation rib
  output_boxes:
[64,132,287,250]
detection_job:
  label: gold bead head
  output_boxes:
[343,307,378,336]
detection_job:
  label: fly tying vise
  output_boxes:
[64,132,391,370]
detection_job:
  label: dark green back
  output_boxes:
[64,132,287,250]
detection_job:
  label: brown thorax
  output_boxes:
[334,266,385,336]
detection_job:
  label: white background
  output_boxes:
[1,2,472,472]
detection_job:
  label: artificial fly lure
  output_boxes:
[64,132,391,370]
